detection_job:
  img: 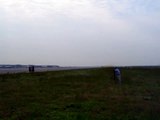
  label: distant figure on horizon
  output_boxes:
[29,65,35,73]
[114,67,121,84]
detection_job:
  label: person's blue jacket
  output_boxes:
[114,68,121,76]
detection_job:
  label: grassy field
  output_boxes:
[0,67,160,120]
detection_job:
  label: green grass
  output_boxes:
[0,67,160,120]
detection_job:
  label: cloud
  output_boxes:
[101,0,160,15]
[1,0,160,20]
[0,0,119,24]
[0,0,160,65]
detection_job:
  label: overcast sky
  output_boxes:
[0,0,160,66]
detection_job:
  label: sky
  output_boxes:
[0,0,160,66]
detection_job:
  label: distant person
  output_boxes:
[114,68,121,84]
[29,66,31,72]
[32,66,35,72]
[29,65,35,73]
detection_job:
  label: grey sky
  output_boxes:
[0,0,160,66]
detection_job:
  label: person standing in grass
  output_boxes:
[114,67,121,84]
[29,65,35,73]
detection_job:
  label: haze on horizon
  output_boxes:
[0,0,160,66]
